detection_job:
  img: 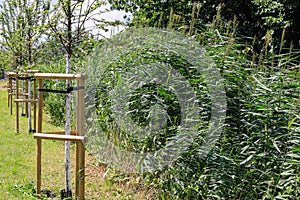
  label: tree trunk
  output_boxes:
[65,53,71,193]
[64,0,72,193]
[27,38,32,132]
[28,63,32,132]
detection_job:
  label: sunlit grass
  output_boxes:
[0,80,73,199]
[0,80,152,199]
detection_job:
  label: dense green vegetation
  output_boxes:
[92,2,300,199]
[85,17,300,199]
[0,0,299,199]
[110,0,300,54]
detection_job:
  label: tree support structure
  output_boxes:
[33,73,86,199]
[9,70,39,133]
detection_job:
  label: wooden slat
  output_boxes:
[34,73,84,80]
[26,70,41,73]
[33,133,87,143]
[8,89,23,94]
[37,79,43,133]
[41,131,77,135]
[36,139,42,196]
[14,99,38,103]
[7,72,17,76]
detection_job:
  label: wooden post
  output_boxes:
[7,77,11,107]
[21,78,25,116]
[8,73,16,115]
[36,78,44,196]
[36,138,42,197]
[10,78,13,115]
[33,78,37,132]
[8,76,12,112]
[16,76,19,133]
[76,76,85,199]
[38,79,44,133]
[25,76,29,117]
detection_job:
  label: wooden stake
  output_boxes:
[76,76,85,199]
[9,77,13,114]
[7,81,10,107]
[36,78,44,196]
[33,78,37,131]
[16,76,19,133]
[25,77,29,117]
[38,79,44,133]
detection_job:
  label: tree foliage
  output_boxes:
[0,0,50,69]
[109,0,300,53]
[48,0,106,63]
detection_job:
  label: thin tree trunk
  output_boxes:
[65,53,71,193]
[28,39,32,132]
[28,64,32,132]
[65,0,72,193]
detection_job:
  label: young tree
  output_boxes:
[0,0,50,132]
[47,0,106,197]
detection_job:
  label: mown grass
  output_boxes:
[0,80,152,199]
[0,81,63,199]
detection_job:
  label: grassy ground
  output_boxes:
[0,80,153,199]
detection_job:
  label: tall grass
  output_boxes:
[89,5,300,199]
[147,7,300,199]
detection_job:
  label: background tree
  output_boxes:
[0,0,26,68]
[109,0,300,55]
[0,0,50,132]
[0,0,50,69]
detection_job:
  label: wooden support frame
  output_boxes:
[7,72,17,115]
[15,74,23,132]
[26,70,40,133]
[12,70,39,133]
[33,73,86,199]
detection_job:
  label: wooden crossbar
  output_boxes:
[33,133,87,143]
[14,99,38,103]
[34,73,85,80]
[41,131,77,135]
[7,72,17,76]
[26,70,41,73]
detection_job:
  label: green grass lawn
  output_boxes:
[0,81,152,199]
